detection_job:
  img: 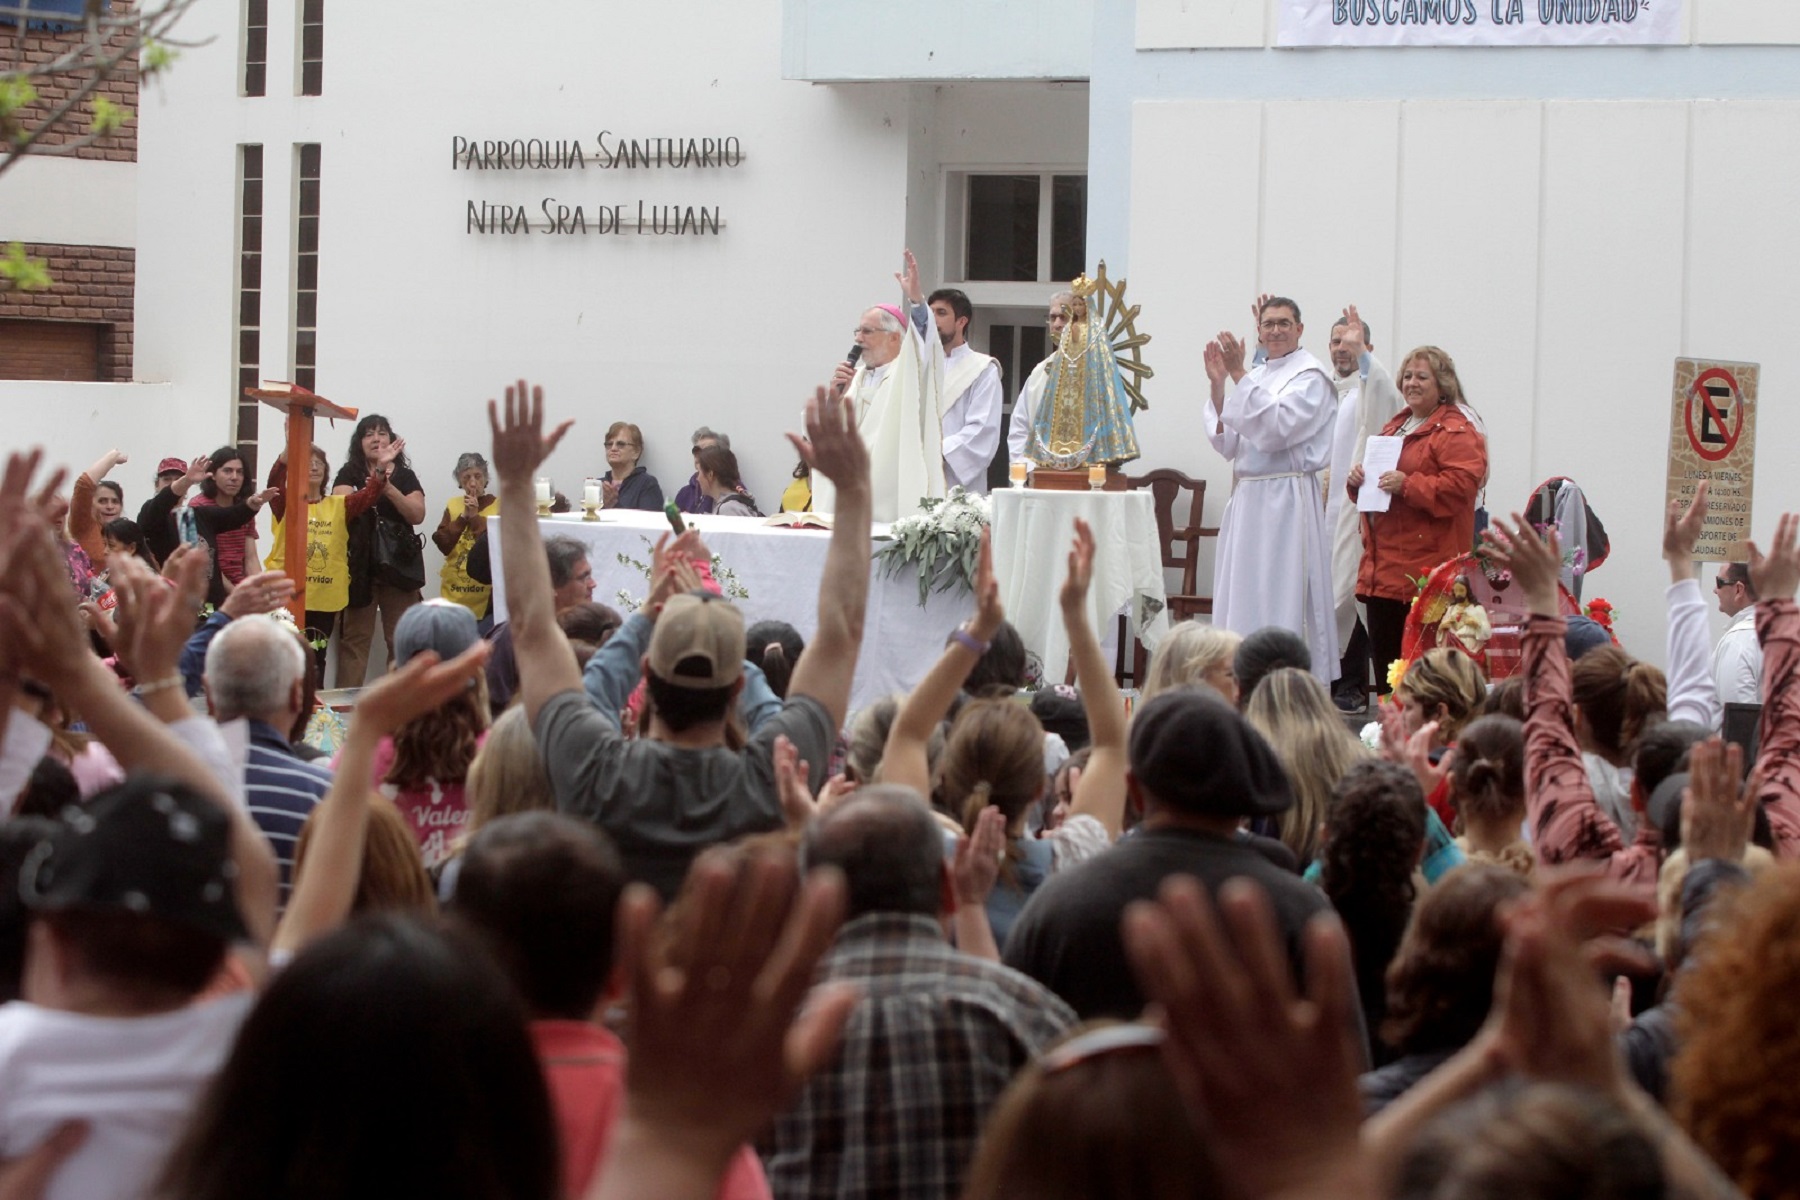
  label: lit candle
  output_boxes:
[535,477,551,508]
[1009,461,1028,489]
[583,477,601,507]
[1087,464,1106,490]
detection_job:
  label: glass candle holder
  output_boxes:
[535,477,552,516]
[1009,461,1028,490]
[1087,464,1106,491]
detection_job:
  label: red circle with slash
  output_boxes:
[1684,368,1743,463]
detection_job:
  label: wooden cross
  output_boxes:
[244,383,359,626]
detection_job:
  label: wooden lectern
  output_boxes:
[244,384,359,626]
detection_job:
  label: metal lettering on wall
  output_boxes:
[452,131,742,237]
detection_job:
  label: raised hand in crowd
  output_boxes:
[643,529,707,614]
[773,734,817,831]
[589,853,857,1200]
[490,379,573,485]
[175,453,210,496]
[219,568,296,619]
[789,383,870,492]
[1058,516,1130,842]
[1123,877,1374,1200]
[1484,513,1563,617]
[158,539,207,583]
[1661,479,1709,583]
[878,529,1002,798]
[1747,511,1800,601]
[273,639,490,959]
[1403,719,1453,800]
[781,383,873,733]
[951,805,1007,962]
[1683,738,1760,865]
[108,550,207,686]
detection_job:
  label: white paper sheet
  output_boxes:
[1357,436,1404,513]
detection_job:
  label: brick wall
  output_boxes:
[0,244,134,381]
[2,3,139,162]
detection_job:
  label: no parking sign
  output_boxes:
[1666,358,1758,561]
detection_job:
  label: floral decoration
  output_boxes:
[874,487,992,607]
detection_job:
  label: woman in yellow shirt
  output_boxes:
[433,452,500,630]
[266,444,388,673]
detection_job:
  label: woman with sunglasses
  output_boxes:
[599,421,664,511]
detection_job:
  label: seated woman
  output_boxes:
[780,454,812,514]
[674,426,728,514]
[599,421,664,511]
[695,443,764,518]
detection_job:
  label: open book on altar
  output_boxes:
[763,512,832,530]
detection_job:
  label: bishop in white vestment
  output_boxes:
[812,298,946,524]
[1204,303,1339,681]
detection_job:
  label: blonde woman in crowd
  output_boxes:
[1246,667,1367,866]
[1140,620,1242,706]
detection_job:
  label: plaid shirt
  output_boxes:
[759,913,1076,1200]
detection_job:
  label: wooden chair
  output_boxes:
[1116,468,1219,686]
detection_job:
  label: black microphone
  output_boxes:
[845,345,862,367]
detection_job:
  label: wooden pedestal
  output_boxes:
[1027,467,1131,492]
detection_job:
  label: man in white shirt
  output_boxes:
[1713,561,1762,706]
[1204,296,1339,681]
[927,287,1002,494]
[1008,291,1077,463]
[1324,306,1401,711]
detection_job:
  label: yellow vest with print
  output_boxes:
[440,495,499,618]
[265,495,352,613]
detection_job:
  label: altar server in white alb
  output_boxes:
[1203,296,1339,681]
[928,287,1002,492]
[1324,305,1402,706]
[814,248,946,523]
[1008,291,1078,462]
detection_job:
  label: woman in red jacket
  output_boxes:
[1346,346,1488,693]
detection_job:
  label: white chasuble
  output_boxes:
[813,303,946,523]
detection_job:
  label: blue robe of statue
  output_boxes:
[1027,319,1140,469]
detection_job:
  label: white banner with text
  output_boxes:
[1278,0,1684,46]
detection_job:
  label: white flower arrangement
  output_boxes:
[875,487,992,606]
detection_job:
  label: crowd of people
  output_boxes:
[3,312,1800,1200]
